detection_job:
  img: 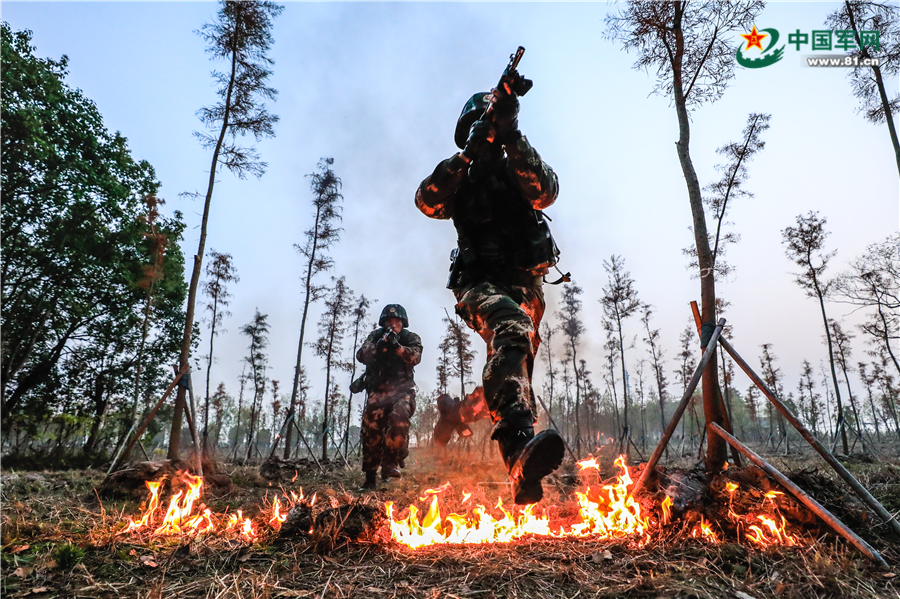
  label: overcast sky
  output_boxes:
[4,2,898,425]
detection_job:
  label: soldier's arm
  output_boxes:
[504,132,558,210]
[357,330,381,364]
[414,153,469,220]
[396,331,423,366]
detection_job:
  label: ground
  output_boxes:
[1,445,899,599]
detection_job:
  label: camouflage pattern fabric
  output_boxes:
[360,386,416,473]
[453,280,545,431]
[357,326,422,474]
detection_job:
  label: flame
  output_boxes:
[764,490,783,502]
[120,471,310,543]
[419,482,452,501]
[577,457,600,470]
[725,482,738,494]
[660,495,673,526]
[386,455,649,549]
[746,515,798,548]
[691,516,720,543]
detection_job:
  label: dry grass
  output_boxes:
[2,448,898,599]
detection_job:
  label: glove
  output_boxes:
[463,119,493,161]
[490,89,519,142]
[378,330,400,353]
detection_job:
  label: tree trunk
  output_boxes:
[169,42,238,459]
[671,2,726,472]
[844,1,900,176]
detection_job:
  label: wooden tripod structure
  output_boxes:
[631,305,896,566]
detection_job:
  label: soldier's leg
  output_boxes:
[455,282,562,505]
[382,389,414,479]
[359,396,388,489]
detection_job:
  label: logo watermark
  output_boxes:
[736,26,881,69]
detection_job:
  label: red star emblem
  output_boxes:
[741,26,768,52]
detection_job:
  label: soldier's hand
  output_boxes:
[490,88,519,142]
[463,119,493,160]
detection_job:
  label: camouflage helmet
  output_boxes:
[454,92,492,150]
[379,304,409,328]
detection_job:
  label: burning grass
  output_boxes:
[2,449,899,598]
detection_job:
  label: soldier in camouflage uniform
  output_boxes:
[356,304,423,490]
[415,84,565,505]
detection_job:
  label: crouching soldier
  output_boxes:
[433,386,490,448]
[356,304,423,490]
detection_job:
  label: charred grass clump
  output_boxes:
[1,450,898,598]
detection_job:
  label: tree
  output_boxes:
[169,1,283,460]
[540,322,559,419]
[835,233,900,378]
[209,382,232,449]
[312,276,353,461]
[557,281,585,454]
[825,1,900,175]
[439,311,476,400]
[605,1,763,472]
[797,360,822,439]
[600,255,642,452]
[285,157,343,458]
[641,307,669,439]
[759,343,786,449]
[344,293,371,454]
[830,320,867,452]
[240,309,270,461]
[1,24,187,434]
[201,250,239,455]
[782,211,849,454]
[674,322,699,453]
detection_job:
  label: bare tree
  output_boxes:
[439,311,476,401]
[540,322,559,419]
[201,250,238,456]
[797,360,822,439]
[782,211,849,454]
[558,281,585,455]
[285,158,343,458]
[641,306,669,439]
[170,1,283,459]
[674,321,698,453]
[825,1,900,175]
[344,293,371,454]
[241,310,270,461]
[605,1,763,471]
[835,233,900,378]
[830,320,867,452]
[759,343,786,449]
[312,276,353,461]
[600,255,642,452]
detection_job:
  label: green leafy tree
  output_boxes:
[170,1,284,459]
[1,24,186,439]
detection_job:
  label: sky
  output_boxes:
[4,1,898,427]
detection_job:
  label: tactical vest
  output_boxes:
[451,159,559,277]
[364,328,418,392]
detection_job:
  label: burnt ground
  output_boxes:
[1,445,899,599]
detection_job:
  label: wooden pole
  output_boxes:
[632,319,725,496]
[708,423,887,568]
[690,301,741,467]
[719,335,900,539]
[110,363,188,475]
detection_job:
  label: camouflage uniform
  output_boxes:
[415,134,558,433]
[357,326,423,477]
[415,92,565,504]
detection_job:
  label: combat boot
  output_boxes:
[381,463,401,481]
[495,428,564,505]
[358,470,378,491]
